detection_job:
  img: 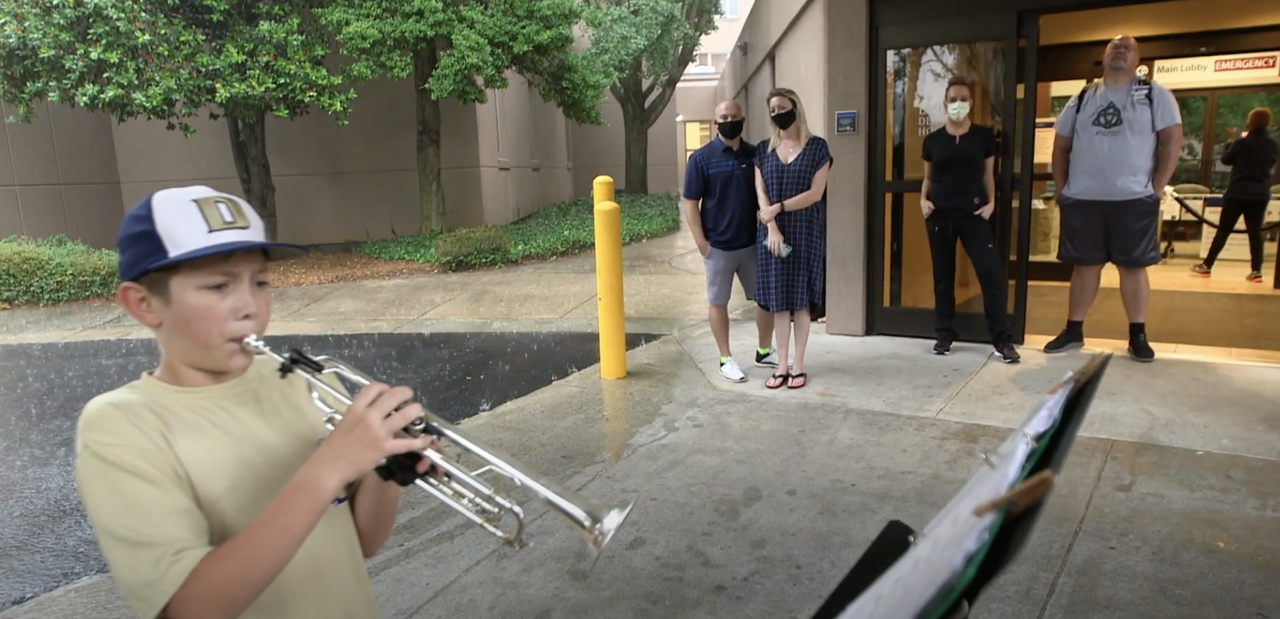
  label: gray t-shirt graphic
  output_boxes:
[1054,79,1182,201]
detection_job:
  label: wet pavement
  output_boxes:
[2,226,1279,617]
[0,331,660,610]
[4,329,1278,619]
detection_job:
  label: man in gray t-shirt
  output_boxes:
[1043,34,1183,362]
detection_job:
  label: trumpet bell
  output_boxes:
[588,500,635,552]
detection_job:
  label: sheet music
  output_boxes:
[834,378,1075,619]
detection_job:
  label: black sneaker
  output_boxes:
[995,342,1021,364]
[754,348,779,368]
[1042,329,1084,354]
[1128,333,1155,362]
[933,338,952,355]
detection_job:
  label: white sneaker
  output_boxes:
[719,358,747,382]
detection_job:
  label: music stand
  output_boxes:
[809,352,1113,619]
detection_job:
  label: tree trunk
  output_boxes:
[621,106,649,195]
[413,42,446,235]
[226,113,278,240]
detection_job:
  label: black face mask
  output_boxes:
[771,109,797,131]
[717,119,744,140]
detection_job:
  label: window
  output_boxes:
[686,53,728,76]
[720,0,738,19]
[1172,87,1280,192]
[684,121,712,162]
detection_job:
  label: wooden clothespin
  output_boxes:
[1048,353,1108,395]
[972,470,1056,517]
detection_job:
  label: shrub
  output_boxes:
[0,235,120,306]
[431,225,514,270]
[357,192,682,269]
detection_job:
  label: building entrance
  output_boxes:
[868,14,1035,343]
[1023,4,1280,353]
[867,0,1280,355]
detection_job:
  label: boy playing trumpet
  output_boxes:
[74,185,436,619]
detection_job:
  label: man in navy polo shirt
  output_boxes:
[681,99,778,383]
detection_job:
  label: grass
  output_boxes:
[0,193,683,307]
[356,192,682,271]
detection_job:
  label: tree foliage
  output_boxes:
[583,0,720,193]
[319,0,610,124]
[317,0,614,234]
[0,0,356,240]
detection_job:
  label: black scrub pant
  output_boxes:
[926,211,1013,345]
[1203,197,1268,273]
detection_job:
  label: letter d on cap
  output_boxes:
[193,196,252,233]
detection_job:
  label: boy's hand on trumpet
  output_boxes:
[311,382,437,491]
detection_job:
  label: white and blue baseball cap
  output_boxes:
[116,185,309,283]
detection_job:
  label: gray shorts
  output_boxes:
[1057,193,1162,268]
[704,245,757,306]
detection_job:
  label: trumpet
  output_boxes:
[240,334,635,557]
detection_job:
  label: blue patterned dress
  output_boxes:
[754,136,832,314]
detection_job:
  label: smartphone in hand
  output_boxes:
[762,238,792,258]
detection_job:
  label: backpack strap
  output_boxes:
[1067,82,1092,138]
[1073,76,1158,133]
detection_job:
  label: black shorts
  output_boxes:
[1056,193,1162,268]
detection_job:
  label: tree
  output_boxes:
[316,0,613,235]
[0,0,355,240]
[583,0,720,194]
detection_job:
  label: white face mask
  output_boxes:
[946,101,970,122]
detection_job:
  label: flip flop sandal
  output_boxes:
[787,373,808,389]
[766,373,789,390]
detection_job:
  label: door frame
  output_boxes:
[866,11,1035,343]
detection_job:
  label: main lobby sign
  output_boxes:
[1153,51,1280,88]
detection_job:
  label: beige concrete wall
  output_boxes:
[823,0,871,337]
[718,0,870,335]
[110,73,583,244]
[0,102,124,249]
[675,83,721,121]
[3,72,680,248]
[699,0,756,54]
[569,93,679,196]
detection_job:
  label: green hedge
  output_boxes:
[0,235,120,306]
[0,193,682,307]
[357,192,682,270]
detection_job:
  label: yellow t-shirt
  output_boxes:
[74,355,381,619]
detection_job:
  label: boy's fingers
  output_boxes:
[371,386,416,417]
[386,403,424,429]
[388,436,436,456]
[350,382,391,412]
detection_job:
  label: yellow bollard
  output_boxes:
[593,174,615,207]
[593,177,626,379]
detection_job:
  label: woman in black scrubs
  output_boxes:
[920,75,1019,363]
[1191,106,1278,283]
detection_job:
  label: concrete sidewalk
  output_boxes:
[3,322,1278,619]
[0,232,739,345]
[5,226,1280,366]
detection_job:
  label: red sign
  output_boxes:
[1214,55,1278,72]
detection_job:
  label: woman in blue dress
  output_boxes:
[753,87,833,390]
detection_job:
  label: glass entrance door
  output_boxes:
[869,14,1032,342]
